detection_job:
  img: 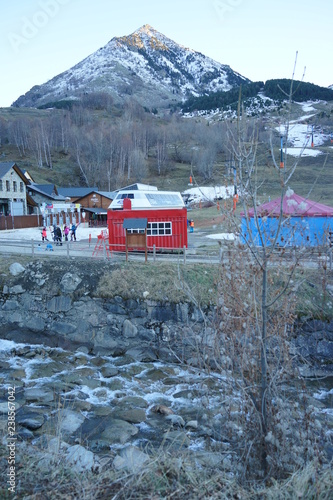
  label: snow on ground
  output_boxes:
[182,185,234,202]
[206,233,235,241]
[299,102,316,113]
[286,147,323,158]
[0,226,104,242]
[277,102,330,157]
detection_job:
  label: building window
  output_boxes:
[147,221,172,236]
[6,180,10,192]
[13,181,17,192]
[127,228,145,234]
[20,182,24,193]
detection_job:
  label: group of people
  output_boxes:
[41,223,78,244]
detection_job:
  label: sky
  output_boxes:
[0,0,332,108]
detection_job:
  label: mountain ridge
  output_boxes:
[12,24,250,110]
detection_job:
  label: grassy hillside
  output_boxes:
[1,98,333,205]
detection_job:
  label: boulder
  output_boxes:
[111,408,147,424]
[113,445,150,472]
[16,412,45,430]
[100,418,139,444]
[60,273,82,293]
[9,262,25,276]
[65,444,98,472]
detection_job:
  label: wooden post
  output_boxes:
[145,232,147,263]
[183,245,186,265]
[153,244,156,262]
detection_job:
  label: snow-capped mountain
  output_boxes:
[13,24,250,109]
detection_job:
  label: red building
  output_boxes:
[107,189,188,251]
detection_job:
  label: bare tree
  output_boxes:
[208,57,328,479]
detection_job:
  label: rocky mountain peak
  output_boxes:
[12,25,250,110]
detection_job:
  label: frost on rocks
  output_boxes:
[9,262,25,276]
[65,444,98,472]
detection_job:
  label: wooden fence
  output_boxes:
[0,214,43,230]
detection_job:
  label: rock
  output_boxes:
[53,409,86,434]
[142,368,169,382]
[9,262,25,276]
[17,412,45,430]
[111,408,147,424]
[65,444,98,472]
[17,428,34,440]
[24,388,54,404]
[46,437,70,454]
[125,347,157,362]
[47,296,72,313]
[185,420,198,430]
[9,285,25,294]
[50,321,77,335]
[26,316,45,332]
[100,419,139,444]
[101,365,119,378]
[123,319,138,338]
[113,445,150,472]
[60,273,82,293]
[76,346,89,354]
[2,300,20,311]
[150,404,174,416]
[118,396,148,409]
[165,414,185,427]
[162,430,190,447]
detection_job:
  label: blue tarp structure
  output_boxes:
[241,189,333,247]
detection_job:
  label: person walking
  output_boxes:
[55,226,63,245]
[71,222,77,241]
[41,227,48,242]
[190,220,194,233]
[64,225,70,241]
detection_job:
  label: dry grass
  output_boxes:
[95,261,218,305]
[1,435,332,500]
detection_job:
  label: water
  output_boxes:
[0,338,332,453]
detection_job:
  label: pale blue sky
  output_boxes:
[1,0,331,107]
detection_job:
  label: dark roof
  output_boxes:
[123,218,148,230]
[0,162,16,177]
[0,162,29,184]
[28,184,66,201]
[57,187,98,197]
[97,191,117,199]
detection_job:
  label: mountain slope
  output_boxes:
[13,24,250,110]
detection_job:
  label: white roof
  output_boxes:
[109,190,185,210]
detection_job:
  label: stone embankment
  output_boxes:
[1,259,332,370]
[0,259,210,362]
[0,259,332,474]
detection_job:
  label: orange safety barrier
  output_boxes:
[92,229,110,258]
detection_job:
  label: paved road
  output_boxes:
[0,232,223,264]
[0,233,330,269]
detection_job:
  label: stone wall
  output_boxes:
[0,260,211,363]
[1,260,333,374]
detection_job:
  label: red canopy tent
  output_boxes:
[244,191,333,218]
